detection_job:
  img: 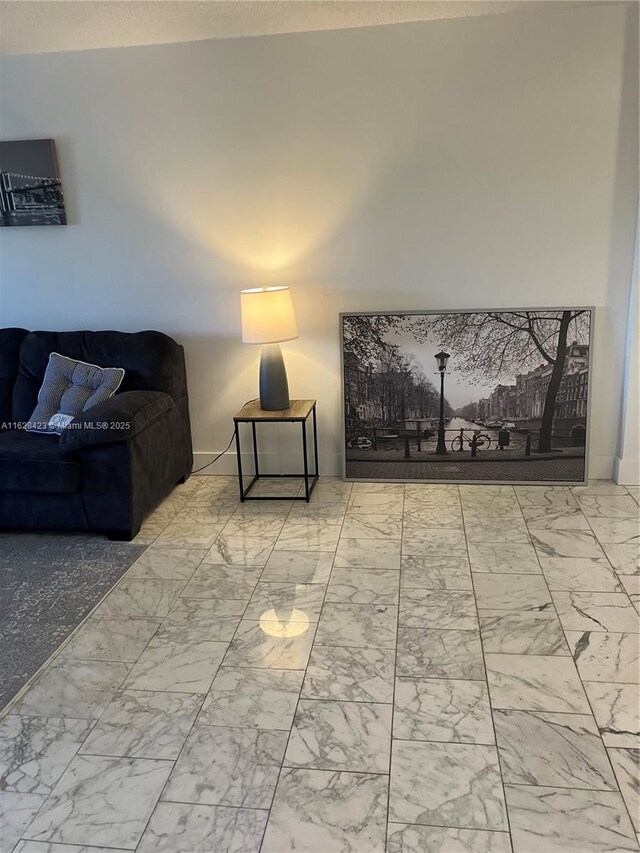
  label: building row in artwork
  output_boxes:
[343,354,452,425]
[474,343,589,425]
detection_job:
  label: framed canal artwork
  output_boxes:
[340,308,594,484]
[0,139,66,226]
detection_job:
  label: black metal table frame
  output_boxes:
[234,404,319,502]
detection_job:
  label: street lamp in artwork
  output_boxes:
[434,351,450,455]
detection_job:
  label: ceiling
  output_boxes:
[0,0,592,56]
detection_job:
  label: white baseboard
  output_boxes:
[588,455,616,481]
[613,456,640,485]
[192,450,342,477]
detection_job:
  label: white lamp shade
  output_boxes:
[241,286,299,344]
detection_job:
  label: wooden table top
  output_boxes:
[233,399,316,422]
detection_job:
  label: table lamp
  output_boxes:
[241,286,299,410]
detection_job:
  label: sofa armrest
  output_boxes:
[58,390,174,452]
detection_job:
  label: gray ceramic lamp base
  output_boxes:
[259,343,291,410]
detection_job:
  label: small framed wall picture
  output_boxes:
[0,138,67,226]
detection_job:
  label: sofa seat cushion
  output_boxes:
[0,430,81,493]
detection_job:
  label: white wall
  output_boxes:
[615,218,640,485]
[1,3,638,477]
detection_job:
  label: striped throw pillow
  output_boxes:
[27,352,124,434]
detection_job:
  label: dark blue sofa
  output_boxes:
[0,328,193,540]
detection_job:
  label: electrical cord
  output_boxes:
[191,432,235,474]
[190,399,257,475]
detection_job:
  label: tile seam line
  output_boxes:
[258,478,352,852]
[16,483,209,851]
[2,509,196,843]
[384,482,405,847]
[98,479,279,852]
[464,487,516,842]
[515,486,639,835]
[163,479,301,853]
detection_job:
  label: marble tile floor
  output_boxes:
[1,477,639,853]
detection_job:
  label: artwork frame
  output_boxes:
[340,307,594,485]
[0,138,67,227]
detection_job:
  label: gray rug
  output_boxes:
[0,533,146,711]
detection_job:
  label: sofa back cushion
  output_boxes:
[0,328,29,428]
[13,330,188,425]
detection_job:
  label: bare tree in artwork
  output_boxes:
[423,310,590,452]
[343,314,445,425]
[342,315,398,364]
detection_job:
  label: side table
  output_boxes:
[233,399,319,502]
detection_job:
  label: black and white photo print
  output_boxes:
[341,308,593,484]
[0,139,66,226]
